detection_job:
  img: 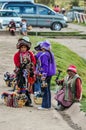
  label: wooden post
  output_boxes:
[84,0,86,13]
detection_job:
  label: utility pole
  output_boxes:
[84,0,86,13]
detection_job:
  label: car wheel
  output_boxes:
[51,22,62,31]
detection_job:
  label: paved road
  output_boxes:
[67,23,86,34]
[0,23,86,34]
[29,23,86,34]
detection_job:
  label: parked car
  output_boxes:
[0,10,21,29]
[0,19,3,28]
[1,2,68,31]
[0,0,34,9]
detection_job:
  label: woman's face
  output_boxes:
[20,45,27,52]
[67,70,75,77]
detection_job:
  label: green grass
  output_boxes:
[29,35,86,111]
[28,31,86,39]
[80,98,86,112]
[28,31,80,36]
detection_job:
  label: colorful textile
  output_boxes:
[14,50,36,67]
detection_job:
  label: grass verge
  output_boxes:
[28,31,86,39]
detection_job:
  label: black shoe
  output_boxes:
[25,103,33,107]
[25,101,33,107]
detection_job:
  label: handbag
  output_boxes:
[27,25,32,30]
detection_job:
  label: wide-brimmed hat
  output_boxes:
[34,41,43,51]
[67,65,77,73]
[16,36,31,50]
[40,40,51,50]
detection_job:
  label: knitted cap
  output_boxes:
[67,65,77,73]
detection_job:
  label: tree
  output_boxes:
[34,0,51,5]
[70,0,79,6]
[84,0,86,13]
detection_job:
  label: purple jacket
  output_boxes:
[39,51,56,76]
[35,51,43,60]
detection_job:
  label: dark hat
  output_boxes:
[34,41,43,51]
[16,36,31,50]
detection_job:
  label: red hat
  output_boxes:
[67,65,77,73]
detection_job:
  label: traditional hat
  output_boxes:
[34,41,43,51]
[67,65,77,73]
[40,40,51,50]
[16,36,31,50]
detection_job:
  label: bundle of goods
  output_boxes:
[27,25,32,30]
[34,92,42,105]
[1,92,28,108]
[41,76,47,88]
[4,72,17,90]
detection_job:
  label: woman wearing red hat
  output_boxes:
[55,65,82,110]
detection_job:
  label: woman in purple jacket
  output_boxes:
[38,40,56,110]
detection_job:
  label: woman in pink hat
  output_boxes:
[55,65,82,110]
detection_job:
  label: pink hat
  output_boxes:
[67,65,77,73]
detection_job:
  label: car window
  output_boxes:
[6,5,36,15]
[38,6,54,15]
[0,11,9,17]
[38,6,49,15]
[22,6,36,14]
[0,11,18,17]
[7,6,20,14]
[12,12,18,17]
[0,11,7,17]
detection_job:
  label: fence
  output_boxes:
[74,11,86,23]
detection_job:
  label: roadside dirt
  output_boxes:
[0,35,86,130]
